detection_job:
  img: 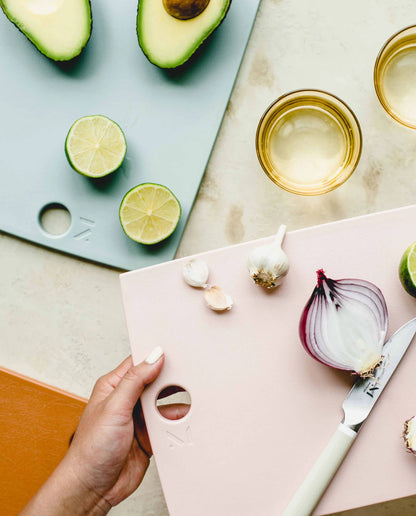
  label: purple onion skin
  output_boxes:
[299,270,330,366]
[299,269,388,373]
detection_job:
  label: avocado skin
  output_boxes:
[137,0,232,69]
[0,0,92,62]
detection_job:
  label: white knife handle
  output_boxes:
[282,423,357,516]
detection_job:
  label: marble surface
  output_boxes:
[2,0,416,514]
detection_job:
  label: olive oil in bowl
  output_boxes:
[256,90,362,196]
[375,26,416,129]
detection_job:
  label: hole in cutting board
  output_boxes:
[156,385,191,421]
[39,203,71,236]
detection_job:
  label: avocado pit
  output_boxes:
[163,0,210,20]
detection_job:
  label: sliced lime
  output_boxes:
[119,183,181,245]
[65,115,126,178]
[399,242,416,297]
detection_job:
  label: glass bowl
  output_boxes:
[374,25,416,129]
[255,90,362,196]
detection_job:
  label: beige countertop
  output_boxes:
[2,0,416,514]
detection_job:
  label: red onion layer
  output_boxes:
[299,270,388,376]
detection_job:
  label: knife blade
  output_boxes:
[342,317,416,432]
[282,317,416,516]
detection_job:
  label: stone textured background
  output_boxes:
[2,0,416,514]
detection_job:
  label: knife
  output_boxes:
[282,317,416,516]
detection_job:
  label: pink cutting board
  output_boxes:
[120,205,416,516]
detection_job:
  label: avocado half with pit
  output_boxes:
[137,0,231,69]
[0,0,92,61]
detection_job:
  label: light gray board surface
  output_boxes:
[0,0,260,271]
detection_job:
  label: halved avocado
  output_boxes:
[137,0,231,69]
[0,0,92,61]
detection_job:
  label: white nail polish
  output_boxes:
[145,346,164,364]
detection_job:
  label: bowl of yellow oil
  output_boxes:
[375,26,416,129]
[255,90,362,195]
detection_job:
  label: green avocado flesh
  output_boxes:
[137,0,231,69]
[0,0,92,61]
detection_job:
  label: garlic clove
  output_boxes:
[182,259,209,288]
[404,416,416,454]
[248,224,289,289]
[204,286,233,312]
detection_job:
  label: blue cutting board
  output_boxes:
[0,0,260,270]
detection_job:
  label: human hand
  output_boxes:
[21,347,188,515]
[66,347,165,509]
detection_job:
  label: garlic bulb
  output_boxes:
[248,224,289,288]
[404,416,416,454]
[204,286,233,311]
[183,259,209,288]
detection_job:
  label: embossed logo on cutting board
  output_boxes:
[74,217,95,243]
[167,426,194,449]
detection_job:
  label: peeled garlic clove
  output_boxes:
[404,416,416,454]
[204,286,233,312]
[183,259,209,288]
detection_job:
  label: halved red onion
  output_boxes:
[299,270,388,376]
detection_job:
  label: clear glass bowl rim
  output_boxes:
[255,88,363,195]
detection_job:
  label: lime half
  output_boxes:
[399,242,416,297]
[65,115,127,177]
[119,183,181,245]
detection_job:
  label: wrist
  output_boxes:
[57,456,112,515]
[20,456,111,516]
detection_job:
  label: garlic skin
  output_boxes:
[204,286,233,312]
[404,416,416,454]
[183,259,209,288]
[248,224,289,288]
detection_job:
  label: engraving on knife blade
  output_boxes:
[363,355,389,397]
[364,383,380,398]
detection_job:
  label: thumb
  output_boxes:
[107,346,164,415]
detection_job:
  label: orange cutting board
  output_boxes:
[0,367,87,515]
[121,204,416,516]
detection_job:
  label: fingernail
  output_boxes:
[145,346,164,365]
